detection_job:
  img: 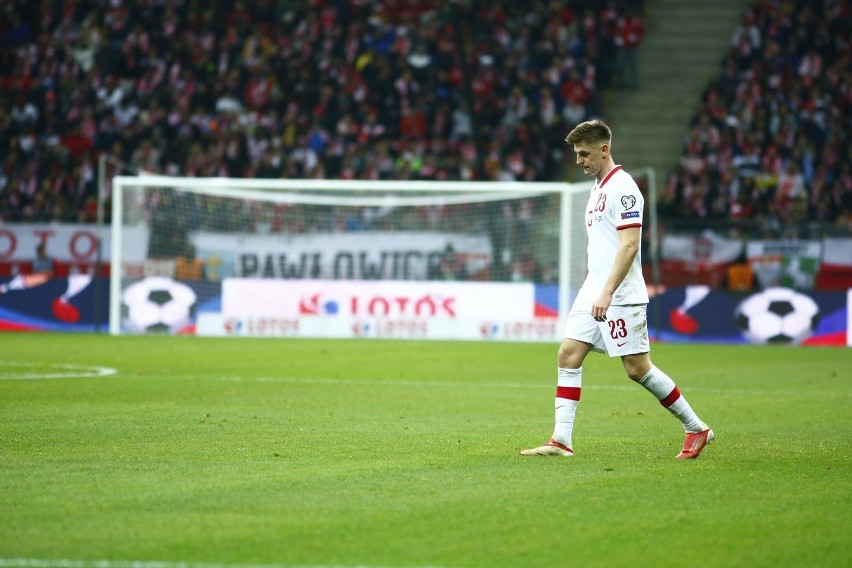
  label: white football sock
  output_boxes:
[61,274,93,301]
[551,367,582,449]
[638,365,706,433]
[1,275,26,293]
[680,285,711,311]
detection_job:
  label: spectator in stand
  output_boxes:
[614,8,644,89]
[0,243,54,295]
[560,70,592,125]
[31,243,54,275]
[439,244,468,281]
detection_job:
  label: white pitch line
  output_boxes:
[217,375,635,391]
[5,364,845,398]
[253,376,557,390]
[0,559,450,568]
[205,375,851,398]
[0,363,118,380]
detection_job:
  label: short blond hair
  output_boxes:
[565,119,612,146]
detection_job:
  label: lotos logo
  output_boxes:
[299,293,341,316]
[224,318,243,334]
[350,294,456,317]
[479,322,499,338]
[301,292,457,318]
[351,321,372,337]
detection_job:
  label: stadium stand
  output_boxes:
[662,0,850,237]
[0,0,647,224]
[1,0,846,241]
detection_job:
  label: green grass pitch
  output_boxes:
[1,333,850,568]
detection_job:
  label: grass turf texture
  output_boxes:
[1,334,850,568]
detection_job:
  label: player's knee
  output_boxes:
[625,367,645,381]
[557,342,583,368]
[622,357,651,381]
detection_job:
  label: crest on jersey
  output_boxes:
[621,195,636,210]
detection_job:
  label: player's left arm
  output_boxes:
[591,226,641,321]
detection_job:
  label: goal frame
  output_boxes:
[108,173,659,336]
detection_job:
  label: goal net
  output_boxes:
[109,176,594,341]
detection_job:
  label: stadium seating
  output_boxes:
[663,0,850,237]
[0,0,643,223]
[1,0,846,241]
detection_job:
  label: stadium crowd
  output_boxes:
[1,0,847,240]
[0,0,648,225]
[662,0,851,236]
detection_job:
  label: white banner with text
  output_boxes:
[191,231,492,280]
[204,278,560,341]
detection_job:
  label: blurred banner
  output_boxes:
[0,276,106,331]
[0,224,105,262]
[3,224,852,290]
[208,278,553,341]
[191,231,492,280]
[746,240,822,290]
[0,223,146,277]
[662,232,744,266]
[815,238,852,291]
[0,275,848,345]
[650,285,846,346]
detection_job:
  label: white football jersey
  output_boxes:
[573,165,649,310]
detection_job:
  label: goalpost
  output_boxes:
[108,175,655,340]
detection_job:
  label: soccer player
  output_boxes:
[521,120,713,460]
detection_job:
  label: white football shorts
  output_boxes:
[563,304,650,357]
